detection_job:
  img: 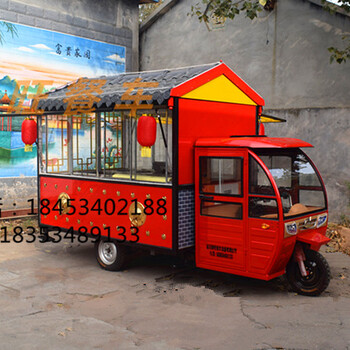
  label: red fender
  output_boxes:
[297,231,330,251]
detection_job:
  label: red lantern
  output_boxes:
[137,114,157,147]
[21,117,37,152]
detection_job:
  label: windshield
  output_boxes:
[254,149,327,218]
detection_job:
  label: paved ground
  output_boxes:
[0,237,349,350]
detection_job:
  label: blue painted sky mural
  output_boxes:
[0,22,126,177]
[0,22,125,86]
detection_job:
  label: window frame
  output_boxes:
[248,152,280,221]
[199,156,244,198]
[38,109,173,185]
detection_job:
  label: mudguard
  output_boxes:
[296,231,330,251]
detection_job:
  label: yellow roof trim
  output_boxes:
[181,75,257,106]
[259,114,286,123]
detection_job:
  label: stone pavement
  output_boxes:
[0,239,349,350]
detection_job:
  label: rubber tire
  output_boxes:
[95,239,127,271]
[286,249,331,296]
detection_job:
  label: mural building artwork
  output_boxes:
[0,22,126,177]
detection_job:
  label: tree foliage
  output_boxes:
[190,0,350,63]
[0,21,18,45]
[190,0,267,22]
[139,0,164,23]
[322,0,350,63]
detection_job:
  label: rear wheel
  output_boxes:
[286,249,331,296]
[95,239,127,271]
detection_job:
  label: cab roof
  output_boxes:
[195,137,313,148]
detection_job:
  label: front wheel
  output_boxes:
[286,249,331,296]
[95,239,127,271]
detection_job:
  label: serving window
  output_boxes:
[39,109,172,183]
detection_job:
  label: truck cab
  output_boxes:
[195,136,329,293]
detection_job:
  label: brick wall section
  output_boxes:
[0,0,138,71]
[178,188,195,249]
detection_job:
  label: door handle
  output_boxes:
[199,195,214,200]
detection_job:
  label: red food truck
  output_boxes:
[30,62,330,296]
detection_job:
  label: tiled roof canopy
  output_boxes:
[37,62,220,113]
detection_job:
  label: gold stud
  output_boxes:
[90,188,93,193]
[77,187,81,192]
[66,217,69,223]
[90,221,93,226]
[103,189,106,195]
[131,193,135,198]
[77,219,81,224]
[103,224,106,228]
[44,215,47,219]
[146,194,151,199]
[163,215,167,221]
[116,191,120,196]
[161,234,166,240]
[162,196,166,200]
[146,230,150,236]
[66,185,69,190]
[44,183,47,187]
[54,184,58,189]
[55,215,58,220]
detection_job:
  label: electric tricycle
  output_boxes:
[28,62,330,296]
[195,137,330,296]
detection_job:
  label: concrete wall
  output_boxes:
[0,0,139,212]
[265,107,350,221]
[140,0,350,109]
[140,0,350,221]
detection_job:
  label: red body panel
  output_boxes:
[178,98,257,185]
[40,176,173,249]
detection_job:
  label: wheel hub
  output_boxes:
[99,241,117,265]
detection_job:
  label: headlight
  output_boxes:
[317,213,328,228]
[285,222,297,235]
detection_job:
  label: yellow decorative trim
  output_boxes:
[58,192,70,215]
[182,75,257,106]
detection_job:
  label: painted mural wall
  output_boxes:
[0,22,126,177]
